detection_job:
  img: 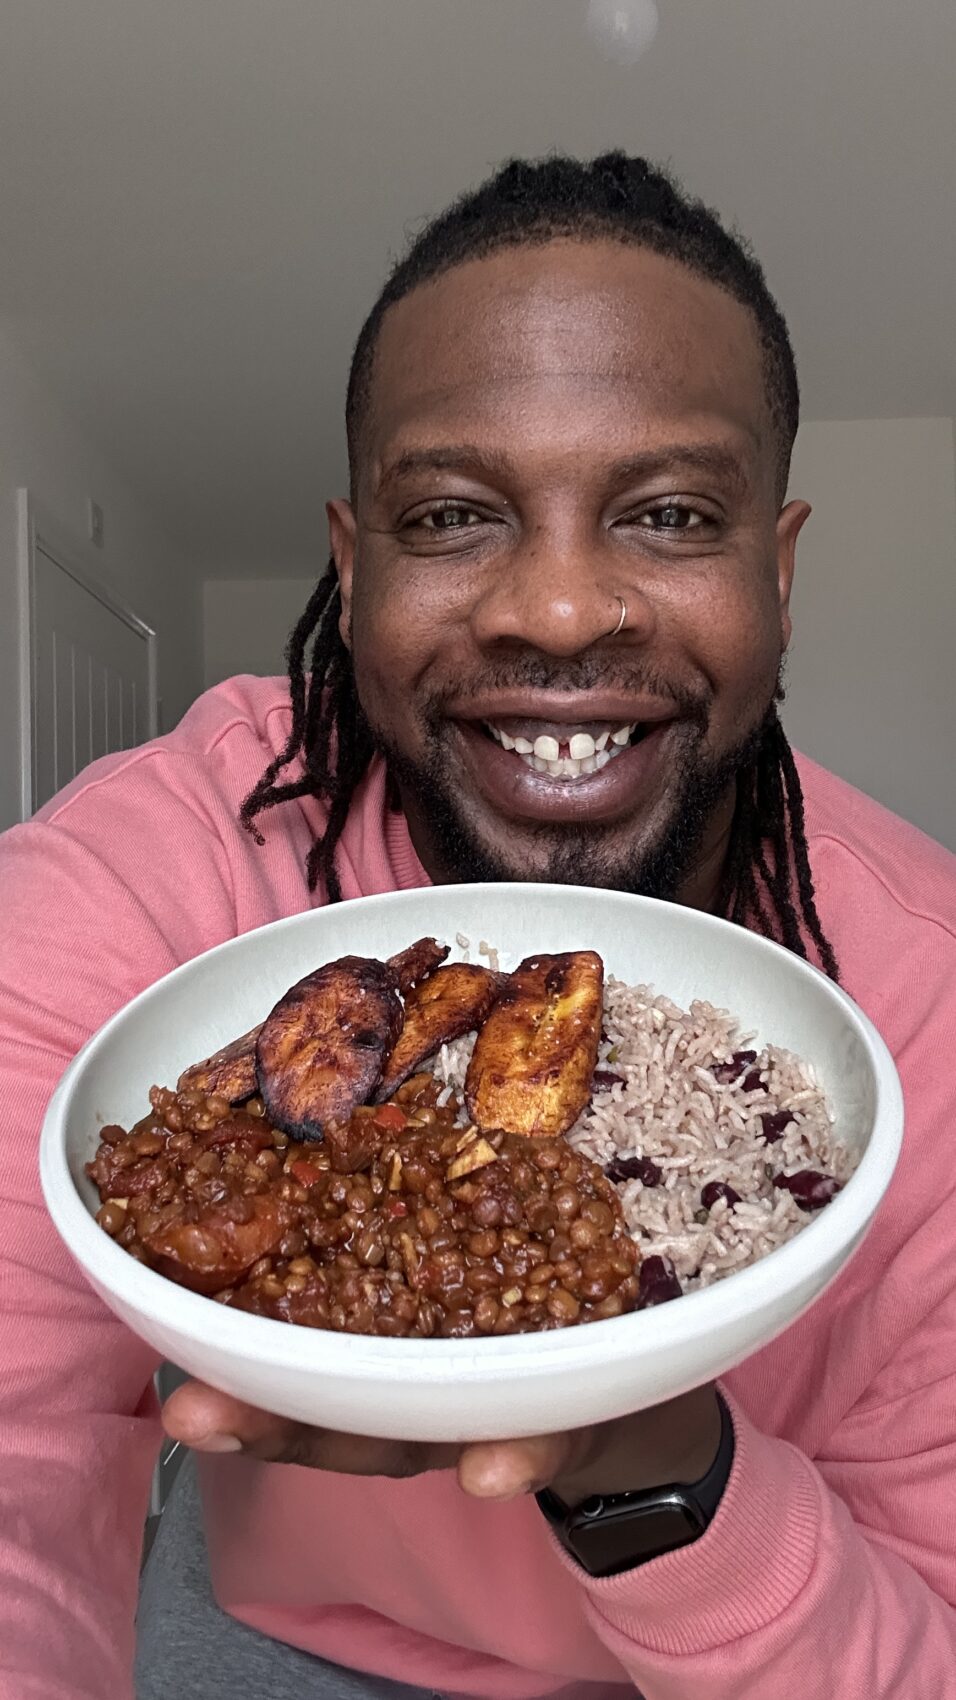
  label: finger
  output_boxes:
[162,1379,314,1458]
[456,1431,582,1501]
[162,1380,459,1476]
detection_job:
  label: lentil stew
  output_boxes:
[86,1074,639,1338]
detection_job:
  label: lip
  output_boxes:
[451,717,676,825]
[446,692,679,729]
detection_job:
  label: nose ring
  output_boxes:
[607,595,627,638]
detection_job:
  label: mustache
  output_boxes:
[420,657,713,724]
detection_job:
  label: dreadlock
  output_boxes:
[717,700,839,979]
[240,151,839,980]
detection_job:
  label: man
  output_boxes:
[1,152,955,1700]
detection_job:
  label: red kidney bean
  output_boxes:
[701,1180,741,1211]
[773,1169,841,1211]
[592,1070,626,1091]
[604,1155,662,1187]
[711,1049,757,1084]
[760,1110,795,1142]
[637,1255,683,1307]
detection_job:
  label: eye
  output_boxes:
[636,503,704,532]
[414,503,485,532]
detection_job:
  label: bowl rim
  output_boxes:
[39,883,905,1379]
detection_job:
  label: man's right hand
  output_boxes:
[162,1377,723,1504]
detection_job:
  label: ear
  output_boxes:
[775,499,811,651]
[327,499,357,649]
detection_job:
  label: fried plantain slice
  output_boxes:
[464,950,604,1139]
[376,962,503,1100]
[386,937,450,995]
[176,1025,261,1102]
[174,942,446,1106]
[255,955,403,1139]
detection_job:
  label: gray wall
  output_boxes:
[202,575,318,689]
[783,416,956,849]
[0,327,204,832]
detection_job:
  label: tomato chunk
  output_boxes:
[373,1103,408,1131]
[290,1159,323,1188]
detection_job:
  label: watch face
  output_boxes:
[571,1495,707,1578]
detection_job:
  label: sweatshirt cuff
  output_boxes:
[552,1390,823,1658]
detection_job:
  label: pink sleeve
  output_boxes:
[0,776,240,1698]
[569,1355,956,1697]
[559,889,956,1697]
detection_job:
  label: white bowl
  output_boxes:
[40,884,903,1442]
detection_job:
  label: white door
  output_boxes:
[19,492,157,815]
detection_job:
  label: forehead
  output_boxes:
[361,239,772,493]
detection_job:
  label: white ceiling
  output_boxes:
[0,0,953,569]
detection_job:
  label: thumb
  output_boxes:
[456,1432,579,1501]
[162,1379,462,1476]
[162,1379,290,1454]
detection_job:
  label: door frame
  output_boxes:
[17,489,158,819]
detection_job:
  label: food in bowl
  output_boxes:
[86,936,853,1339]
[443,965,852,1293]
[88,1075,640,1337]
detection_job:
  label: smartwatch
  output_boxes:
[536,1392,735,1578]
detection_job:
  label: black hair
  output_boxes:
[346,150,799,502]
[241,151,838,980]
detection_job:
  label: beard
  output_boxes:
[358,656,779,900]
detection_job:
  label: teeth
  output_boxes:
[485,719,640,779]
[535,747,628,779]
[532,734,560,761]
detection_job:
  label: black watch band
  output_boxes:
[536,1392,735,1578]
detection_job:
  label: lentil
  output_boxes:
[87,1073,639,1338]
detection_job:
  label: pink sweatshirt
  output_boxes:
[2,674,956,1700]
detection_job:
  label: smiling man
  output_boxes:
[1,153,955,1700]
[328,240,788,906]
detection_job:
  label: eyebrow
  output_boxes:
[376,445,515,493]
[605,445,751,494]
[376,441,750,496]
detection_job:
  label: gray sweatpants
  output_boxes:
[135,1456,446,1700]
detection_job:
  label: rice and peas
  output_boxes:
[434,936,851,1295]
